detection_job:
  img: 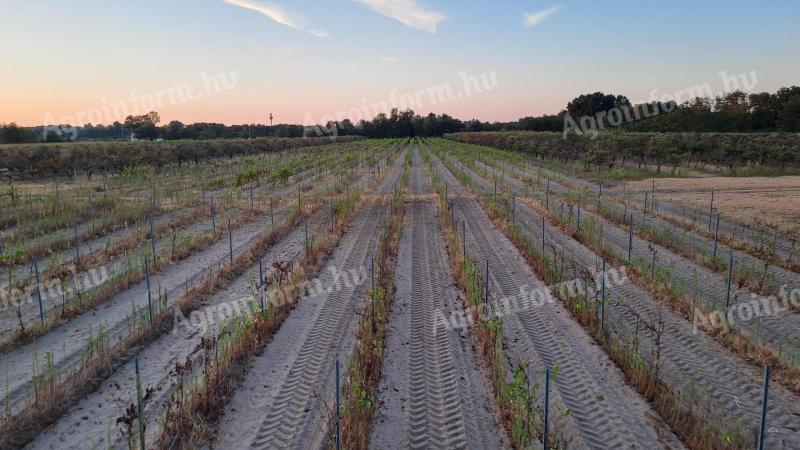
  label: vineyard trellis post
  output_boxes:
[708,190,715,231]
[543,366,551,450]
[484,260,489,318]
[34,258,43,324]
[758,364,772,450]
[305,222,309,260]
[135,357,146,450]
[642,192,648,230]
[601,258,606,331]
[74,221,80,266]
[545,179,550,210]
[335,358,342,450]
[211,198,217,233]
[145,259,153,324]
[228,219,233,263]
[725,249,735,308]
[371,256,376,327]
[713,212,721,259]
[542,216,546,254]
[150,216,157,266]
[258,258,265,312]
[628,220,633,261]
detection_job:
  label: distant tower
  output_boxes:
[269,113,273,127]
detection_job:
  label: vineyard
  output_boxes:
[446,131,800,177]
[1,136,798,450]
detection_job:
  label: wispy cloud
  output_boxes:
[355,0,446,33]
[523,5,560,28]
[222,0,329,38]
[380,55,399,63]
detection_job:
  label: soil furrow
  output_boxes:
[448,150,800,448]
[430,152,682,449]
[370,148,504,449]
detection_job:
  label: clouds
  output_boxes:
[523,5,560,28]
[355,0,446,33]
[222,0,328,38]
[380,55,399,63]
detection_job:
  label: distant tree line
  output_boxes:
[2,85,798,144]
[482,87,800,133]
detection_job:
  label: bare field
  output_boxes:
[618,176,800,233]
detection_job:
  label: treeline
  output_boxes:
[0,136,362,178]
[0,121,360,144]
[489,87,800,133]
[445,131,800,173]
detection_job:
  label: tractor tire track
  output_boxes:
[451,151,800,448]
[212,148,408,450]
[370,149,505,449]
[430,152,682,449]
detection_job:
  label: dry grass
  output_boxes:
[617,176,800,235]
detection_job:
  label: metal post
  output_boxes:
[150,215,156,266]
[228,219,233,263]
[145,260,153,324]
[542,216,546,254]
[484,260,489,317]
[258,258,265,311]
[543,367,551,450]
[576,194,581,231]
[708,190,715,231]
[601,258,606,330]
[713,212,721,259]
[135,357,146,450]
[758,365,772,450]
[725,249,734,308]
[34,259,44,324]
[74,221,80,266]
[628,220,633,261]
[305,222,309,259]
[211,199,216,233]
[545,179,550,210]
[335,359,342,450]
[270,197,274,228]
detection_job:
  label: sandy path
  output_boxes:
[429,152,683,449]
[212,149,407,449]
[370,148,506,449]
[448,151,800,448]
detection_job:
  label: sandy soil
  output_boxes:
[618,176,800,234]
[211,149,408,450]
[370,149,507,449]
[429,152,684,449]
[454,151,800,448]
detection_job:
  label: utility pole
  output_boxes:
[269,113,274,127]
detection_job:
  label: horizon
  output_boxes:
[2,0,799,127]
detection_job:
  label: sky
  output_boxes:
[1,0,799,126]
